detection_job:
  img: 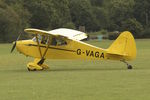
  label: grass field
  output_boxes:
[0,39,150,100]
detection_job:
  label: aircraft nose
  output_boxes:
[16,41,22,52]
[15,40,28,55]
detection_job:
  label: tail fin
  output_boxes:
[107,31,136,60]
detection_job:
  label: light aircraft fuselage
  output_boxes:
[11,28,136,71]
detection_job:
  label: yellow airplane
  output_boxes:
[11,28,136,71]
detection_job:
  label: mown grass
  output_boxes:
[0,39,150,100]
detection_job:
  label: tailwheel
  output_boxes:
[127,65,132,69]
[121,60,133,70]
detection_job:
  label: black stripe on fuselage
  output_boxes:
[25,44,76,52]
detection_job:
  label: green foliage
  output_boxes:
[91,29,108,35]
[24,0,54,29]
[90,0,104,6]
[92,7,109,30]
[23,0,71,30]
[0,1,21,42]
[121,18,143,38]
[0,0,150,42]
[108,31,119,40]
[100,29,108,35]
[141,28,150,38]
[134,0,150,26]
[62,22,75,29]
[70,0,98,31]
[51,0,71,29]
[104,0,135,30]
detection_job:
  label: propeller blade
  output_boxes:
[10,33,22,53]
[11,42,16,53]
[16,33,22,41]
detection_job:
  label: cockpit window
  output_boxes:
[32,35,67,46]
[32,35,42,42]
[50,37,67,46]
[51,37,57,45]
[41,36,48,44]
[32,35,48,44]
[56,38,67,46]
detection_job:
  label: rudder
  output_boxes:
[107,31,136,61]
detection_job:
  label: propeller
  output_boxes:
[11,33,22,53]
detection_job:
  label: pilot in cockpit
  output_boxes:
[41,35,48,44]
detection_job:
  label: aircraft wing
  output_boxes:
[24,28,50,35]
[24,28,87,41]
[49,28,87,41]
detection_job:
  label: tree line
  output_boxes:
[0,0,150,42]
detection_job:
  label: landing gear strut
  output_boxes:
[121,60,133,69]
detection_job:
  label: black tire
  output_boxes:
[127,65,132,69]
[27,68,31,71]
[27,68,36,71]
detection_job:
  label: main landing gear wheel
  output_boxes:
[27,62,44,71]
[121,60,133,70]
[27,68,37,71]
[27,67,44,71]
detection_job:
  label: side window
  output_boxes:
[51,37,67,46]
[56,38,67,46]
[32,35,67,46]
[32,35,42,43]
[32,37,36,42]
[51,37,57,45]
[41,36,48,44]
